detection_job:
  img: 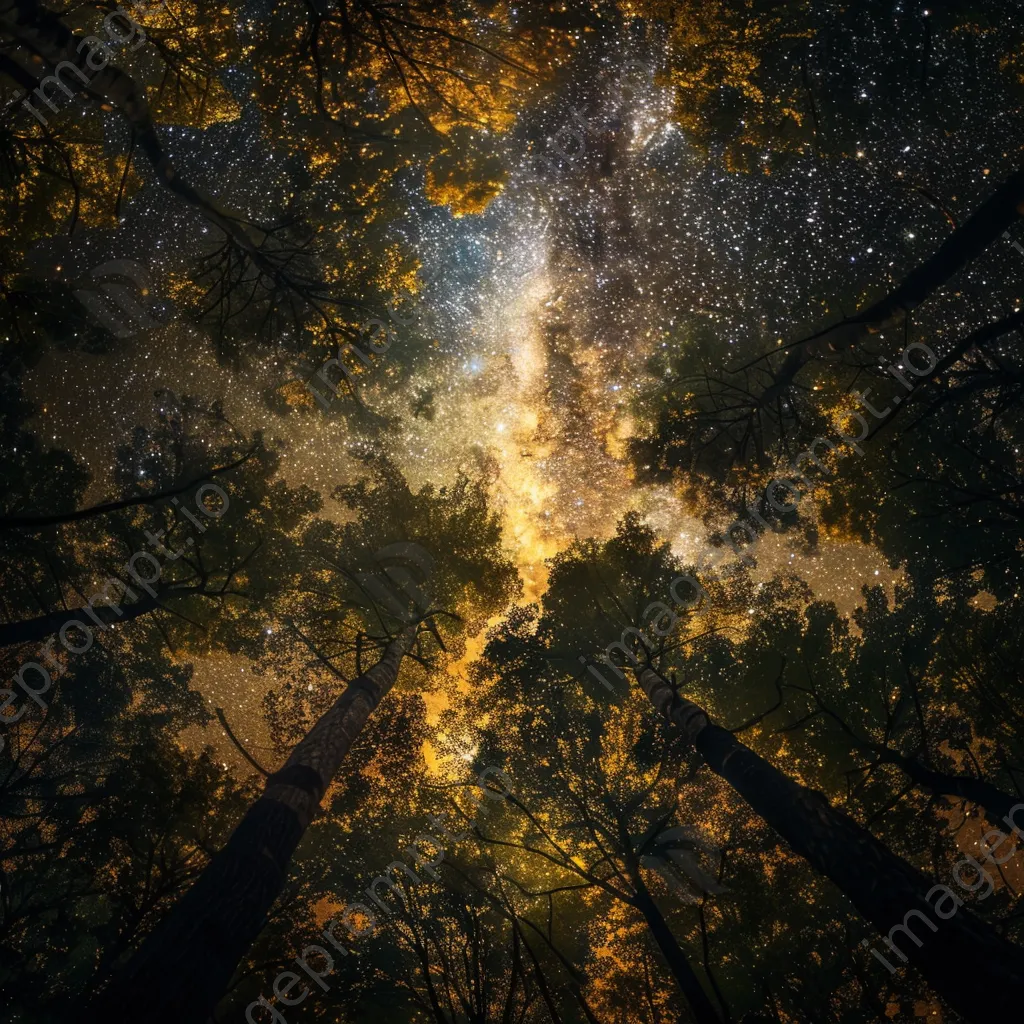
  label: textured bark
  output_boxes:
[87,627,416,1024]
[635,666,1024,1023]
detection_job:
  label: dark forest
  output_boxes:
[2,2,1024,1022]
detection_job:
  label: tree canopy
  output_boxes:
[3,2,1024,1023]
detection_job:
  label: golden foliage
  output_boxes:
[149,74,241,127]
[622,0,813,170]
[425,130,510,216]
[277,378,318,408]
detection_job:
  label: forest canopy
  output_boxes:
[2,2,1024,1023]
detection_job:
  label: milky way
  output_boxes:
[18,15,1023,768]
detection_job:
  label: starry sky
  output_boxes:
[12,9,1024,1024]
[16,7,1024,769]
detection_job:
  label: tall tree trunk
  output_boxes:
[634,666,1024,1023]
[87,626,417,1024]
[618,806,723,1022]
[630,871,724,1024]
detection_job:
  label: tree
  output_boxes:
[87,461,519,1023]
[460,690,730,1023]
[484,514,1024,1021]
[0,392,317,659]
[86,627,419,1024]
[361,880,558,1024]
[0,0,571,367]
[0,613,252,1022]
[631,2,1024,175]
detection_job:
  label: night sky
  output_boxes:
[4,3,1024,1023]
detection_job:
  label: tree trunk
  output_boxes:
[87,626,416,1024]
[630,872,724,1024]
[872,746,1022,828]
[634,666,1024,1023]
[0,589,176,648]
